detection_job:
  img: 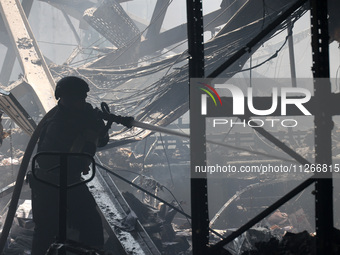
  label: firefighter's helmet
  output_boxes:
[55,76,89,100]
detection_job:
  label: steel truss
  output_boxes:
[187,0,335,254]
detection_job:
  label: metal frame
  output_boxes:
[0,85,36,135]
[187,0,334,254]
[0,0,56,114]
[186,1,209,255]
[89,165,161,255]
[0,0,33,85]
[310,1,334,253]
[145,0,170,40]
[0,0,334,253]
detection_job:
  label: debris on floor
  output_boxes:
[1,200,33,255]
[240,228,340,255]
[240,230,316,255]
[122,191,191,255]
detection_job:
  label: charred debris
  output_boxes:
[0,0,339,254]
[1,115,336,254]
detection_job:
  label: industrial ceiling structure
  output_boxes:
[0,0,339,254]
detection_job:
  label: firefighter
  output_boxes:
[30,76,109,254]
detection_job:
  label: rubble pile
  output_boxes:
[0,125,28,188]
[214,228,340,255]
[240,228,340,255]
[1,200,33,255]
[240,231,316,255]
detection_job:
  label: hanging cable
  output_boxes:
[142,137,148,173]
[48,1,309,147]
[204,0,239,31]
[94,161,226,239]
[95,154,191,225]
[161,185,191,226]
[159,133,174,187]
[238,31,290,74]
[38,41,78,47]
[94,157,190,218]
[9,120,14,183]
[249,55,252,87]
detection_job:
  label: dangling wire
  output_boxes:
[9,120,14,183]
[249,55,252,87]
[142,137,148,173]
[159,133,174,187]
[141,138,148,203]
[161,185,191,227]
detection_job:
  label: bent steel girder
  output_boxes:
[50,0,306,149]
[0,0,34,86]
[0,0,56,115]
[0,84,36,135]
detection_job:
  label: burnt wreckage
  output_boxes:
[0,0,339,254]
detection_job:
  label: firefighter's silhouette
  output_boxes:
[30,76,109,254]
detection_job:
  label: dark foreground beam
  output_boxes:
[187,1,209,255]
[310,0,334,254]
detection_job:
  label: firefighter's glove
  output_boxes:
[113,115,134,128]
[99,102,134,128]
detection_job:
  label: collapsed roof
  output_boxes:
[0,0,307,146]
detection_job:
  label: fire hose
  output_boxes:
[99,102,295,162]
[0,106,58,254]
